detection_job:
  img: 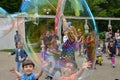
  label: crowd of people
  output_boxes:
[95,28,120,68]
[9,14,92,80]
[9,13,120,80]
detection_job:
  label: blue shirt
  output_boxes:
[21,73,36,80]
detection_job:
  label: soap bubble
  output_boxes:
[0,7,14,39]
[23,0,98,79]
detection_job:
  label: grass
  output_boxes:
[0,49,14,52]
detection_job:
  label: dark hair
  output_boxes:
[22,59,35,68]
[16,30,18,33]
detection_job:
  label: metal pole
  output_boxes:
[1,14,120,21]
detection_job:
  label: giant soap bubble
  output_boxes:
[21,0,98,79]
[0,7,14,39]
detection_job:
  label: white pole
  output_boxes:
[57,0,66,43]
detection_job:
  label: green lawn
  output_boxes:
[0,49,14,52]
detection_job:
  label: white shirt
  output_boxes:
[63,35,68,43]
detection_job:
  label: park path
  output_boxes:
[0,52,120,80]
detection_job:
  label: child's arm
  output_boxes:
[10,68,22,77]
[8,50,15,57]
[35,70,43,79]
[10,50,16,55]
[61,14,70,31]
[107,48,111,54]
[35,56,49,79]
[76,60,91,77]
[116,47,119,55]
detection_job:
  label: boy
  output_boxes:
[10,59,43,80]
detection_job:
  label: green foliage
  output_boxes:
[0,0,22,13]
[99,31,105,41]
[0,0,120,33]
[64,0,74,16]
[0,49,14,52]
[87,0,120,32]
[87,0,120,17]
[97,10,107,17]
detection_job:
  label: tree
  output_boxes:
[0,0,22,13]
[87,0,120,31]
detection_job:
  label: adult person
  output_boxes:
[105,28,114,57]
[115,29,120,40]
[14,30,21,48]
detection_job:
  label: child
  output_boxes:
[96,47,103,65]
[10,59,43,80]
[9,41,28,72]
[46,45,55,74]
[107,39,118,68]
[44,43,56,80]
[59,60,91,80]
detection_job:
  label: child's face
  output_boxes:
[23,65,34,75]
[17,42,22,48]
[110,41,113,45]
[64,63,74,75]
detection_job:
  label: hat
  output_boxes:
[68,21,72,27]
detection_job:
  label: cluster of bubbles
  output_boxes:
[0,0,98,79]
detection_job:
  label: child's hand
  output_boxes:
[19,58,24,62]
[8,52,11,57]
[82,60,91,69]
[41,44,45,48]
[60,13,65,19]
[9,68,16,73]
[40,59,49,69]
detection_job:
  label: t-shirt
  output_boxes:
[108,44,116,54]
[20,73,36,80]
[14,34,21,42]
[60,73,76,80]
[63,35,68,43]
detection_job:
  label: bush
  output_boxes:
[99,31,105,41]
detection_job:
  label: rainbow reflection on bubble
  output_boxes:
[0,7,14,39]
